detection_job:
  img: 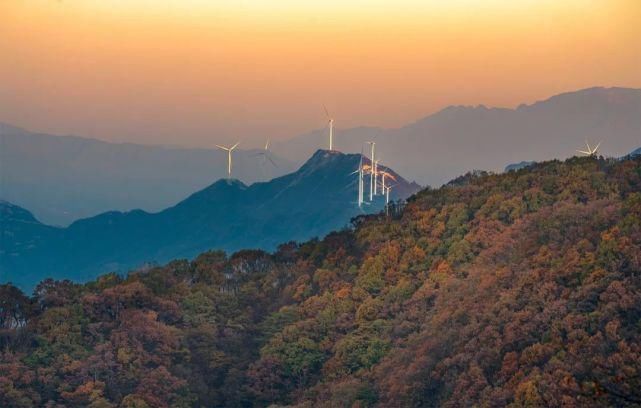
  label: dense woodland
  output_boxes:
[2,156,641,407]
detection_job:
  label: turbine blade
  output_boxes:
[267,155,278,167]
[215,145,229,151]
[594,141,602,151]
[323,104,330,119]
[265,138,270,150]
[577,150,590,155]
[231,141,240,150]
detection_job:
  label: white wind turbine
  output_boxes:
[576,140,602,156]
[215,141,240,178]
[384,184,394,216]
[323,105,334,151]
[366,141,376,201]
[358,155,364,207]
[373,159,380,195]
[350,148,366,208]
[379,169,396,194]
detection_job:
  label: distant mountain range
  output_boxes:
[0,150,420,291]
[2,87,640,226]
[0,123,296,226]
[272,87,641,186]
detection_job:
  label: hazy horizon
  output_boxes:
[2,1,640,148]
[2,85,640,151]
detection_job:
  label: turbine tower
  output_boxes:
[385,185,392,205]
[253,138,278,177]
[384,184,393,216]
[349,148,363,208]
[373,159,380,195]
[379,170,396,193]
[253,138,278,168]
[350,148,365,207]
[324,105,334,151]
[366,141,376,201]
[358,155,364,207]
[576,140,602,157]
[215,141,240,178]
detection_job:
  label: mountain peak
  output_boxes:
[198,178,248,191]
[291,150,364,183]
[519,86,641,112]
[180,178,248,206]
[219,178,247,188]
[0,200,40,224]
[409,87,641,126]
[411,104,511,127]
[310,148,346,160]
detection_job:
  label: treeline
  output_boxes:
[2,156,641,407]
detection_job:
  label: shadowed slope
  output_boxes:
[0,150,419,291]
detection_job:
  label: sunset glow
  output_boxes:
[1,0,640,146]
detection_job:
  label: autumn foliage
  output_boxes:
[2,156,641,407]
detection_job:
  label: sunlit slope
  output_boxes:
[2,155,640,406]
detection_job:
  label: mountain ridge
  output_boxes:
[1,150,419,291]
[0,124,297,225]
[3,86,640,225]
[272,86,641,186]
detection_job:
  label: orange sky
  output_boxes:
[1,0,640,147]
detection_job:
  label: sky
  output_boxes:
[1,0,640,148]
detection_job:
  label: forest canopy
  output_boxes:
[2,156,641,407]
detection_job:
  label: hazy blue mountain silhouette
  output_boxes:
[272,87,641,187]
[4,87,639,225]
[0,150,419,291]
[0,123,296,226]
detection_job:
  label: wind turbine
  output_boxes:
[373,159,380,195]
[215,141,240,178]
[379,170,396,193]
[366,141,376,201]
[576,140,602,156]
[358,155,364,208]
[350,148,366,207]
[385,185,393,205]
[324,105,334,151]
[384,184,394,216]
[253,138,278,168]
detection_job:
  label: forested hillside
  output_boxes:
[2,156,641,407]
